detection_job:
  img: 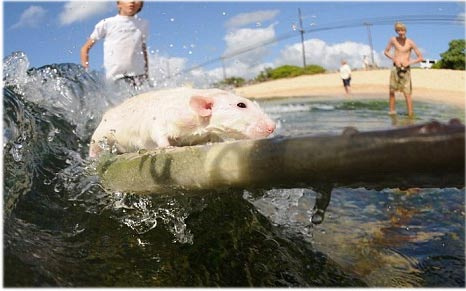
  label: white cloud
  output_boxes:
[220,9,280,80]
[219,24,277,79]
[223,24,276,63]
[11,5,47,29]
[148,52,213,88]
[222,61,274,81]
[147,37,394,88]
[146,49,273,88]
[225,10,279,29]
[59,1,113,26]
[457,12,465,21]
[148,28,396,87]
[275,39,390,70]
[147,24,278,85]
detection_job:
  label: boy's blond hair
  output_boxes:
[394,22,407,32]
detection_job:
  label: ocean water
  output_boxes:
[3,52,465,287]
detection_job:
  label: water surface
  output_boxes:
[3,52,464,287]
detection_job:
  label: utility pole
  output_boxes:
[298,8,307,68]
[166,59,171,78]
[221,57,227,80]
[363,22,376,68]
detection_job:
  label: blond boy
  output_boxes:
[384,22,423,117]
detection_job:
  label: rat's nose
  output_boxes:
[266,121,276,133]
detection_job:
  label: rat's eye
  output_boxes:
[237,102,247,108]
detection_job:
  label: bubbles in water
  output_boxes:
[96,136,119,155]
[244,188,316,231]
[3,51,30,84]
[54,183,63,193]
[4,49,464,287]
[108,192,193,244]
[10,143,23,162]
[137,238,150,247]
[47,128,60,142]
[3,52,126,139]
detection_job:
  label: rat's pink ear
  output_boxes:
[189,95,214,117]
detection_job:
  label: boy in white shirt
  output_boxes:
[80,1,149,87]
[339,60,351,96]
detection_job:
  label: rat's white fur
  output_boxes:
[89,87,275,157]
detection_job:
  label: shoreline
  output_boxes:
[235,69,465,109]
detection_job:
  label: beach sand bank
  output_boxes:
[235,69,465,109]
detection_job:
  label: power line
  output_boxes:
[171,14,464,78]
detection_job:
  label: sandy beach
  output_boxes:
[235,69,465,109]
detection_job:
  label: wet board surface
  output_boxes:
[97,121,465,194]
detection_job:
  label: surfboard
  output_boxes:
[96,121,464,194]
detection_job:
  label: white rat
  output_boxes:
[89,87,276,157]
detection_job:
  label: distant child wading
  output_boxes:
[80,1,149,87]
[339,60,352,96]
[384,22,423,117]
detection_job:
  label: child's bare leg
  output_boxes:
[404,93,414,117]
[388,91,396,114]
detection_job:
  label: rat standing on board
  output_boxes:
[89,88,276,158]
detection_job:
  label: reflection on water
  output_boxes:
[3,52,465,287]
[246,187,464,287]
[262,97,464,137]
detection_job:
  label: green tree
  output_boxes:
[434,39,465,70]
[214,76,245,88]
[255,67,273,82]
[255,65,325,81]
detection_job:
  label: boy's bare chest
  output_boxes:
[393,38,411,52]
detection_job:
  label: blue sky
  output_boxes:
[3,1,465,84]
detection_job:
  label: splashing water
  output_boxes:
[3,51,199,246]
[3,51,464,287]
